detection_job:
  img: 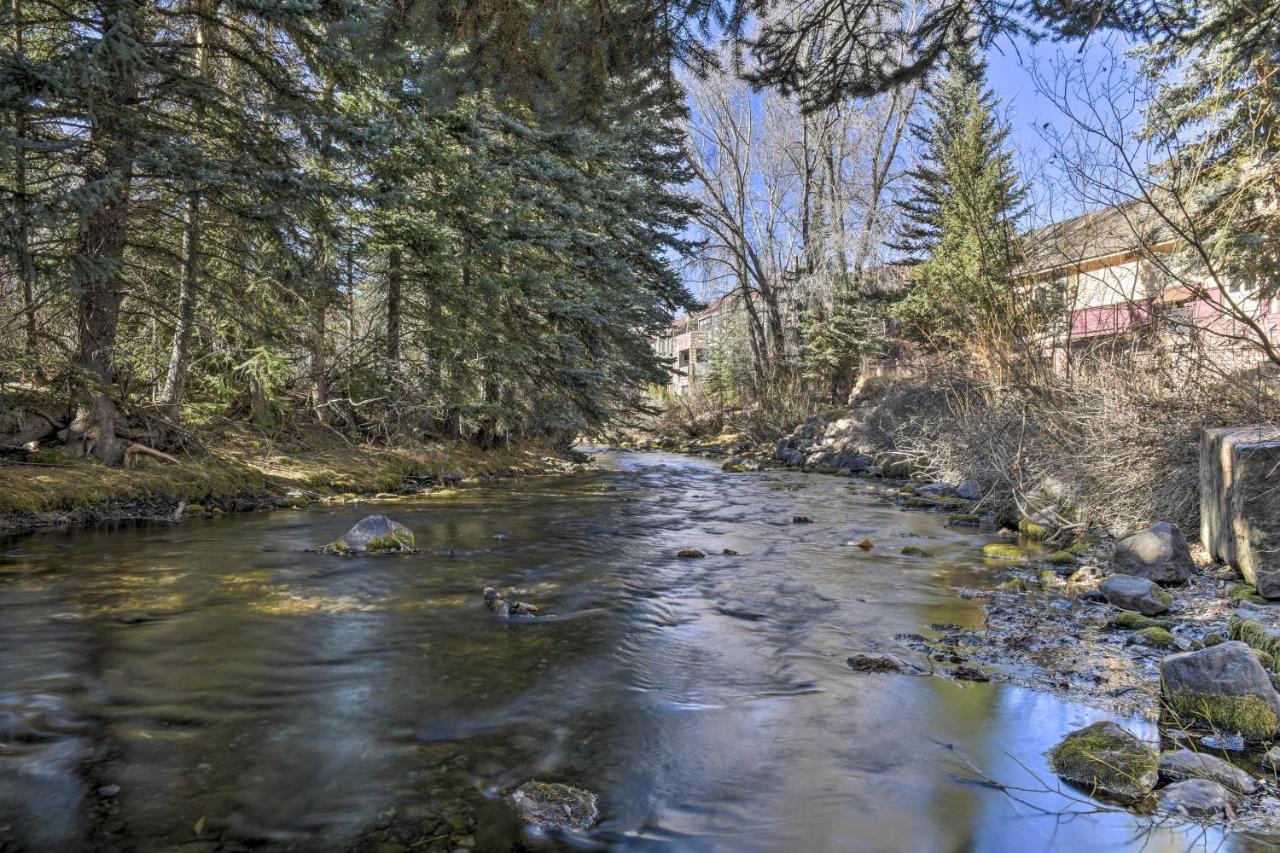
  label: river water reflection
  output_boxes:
[0,451,1264,850]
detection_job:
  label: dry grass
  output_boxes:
[849,356,1280,534]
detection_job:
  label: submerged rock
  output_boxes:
[1158,750,1259,794]
[676,548,705,559]
[1160,641,1280,740]
[847,652,922,674]
[483,587,538,618]
[1099,573,1171,616]
[1048,721,1158,803]
[323,514,416,553]
[1113,522,1195,584]
[510,781,599,833]
[1158,779,1241,820]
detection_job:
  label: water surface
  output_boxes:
[0,451,1260,851]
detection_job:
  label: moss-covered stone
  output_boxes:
[1167,691,1279,741]
[1018,517,1052,540]
[1255,649,1276,671]
[1204,632,1225,647]
[1131,627,1176,648]
[1228,615,1280,660]
[946,512,981,526]
[998,577,1027,592]
[1048,720,1159,803]
[883,460,914,478]
[1047,550,1076,565]
[1037,569,1066,587]
[983,543,1028,562]
[1069,537,1100,556]
[1108,612,1172,631]
[1228,584,1267,605]
[900,545,930,557]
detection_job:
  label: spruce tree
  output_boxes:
[891,47,1027,351]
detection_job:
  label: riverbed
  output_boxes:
[0,451,1262,851]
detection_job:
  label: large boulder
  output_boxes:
[1157,779,1241,819]
[1157,749,1259,794]
[1113,522,1195,584]
[324,514,416,553]
[510,782,599,833]
[1099,573,1172,616]
[955,480,982,501]
[1160,641,1280,740]
[1048,720,1158,803]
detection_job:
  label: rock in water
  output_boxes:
[510,781,599,833]
[1113,522,1195,584]
[955,479,982,501]
[1160,641,1280,741]
[1099,573,1172,616]
[1048,721,1158,803]
[483,587,538,618]
[676,548,705,559]
[1158,779,1241,819]
[324,514,415,553]
[1158,750,1258,794]
[847,653,922,674]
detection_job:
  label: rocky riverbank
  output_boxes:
[0,432,585,535]
[619,415,1280,831]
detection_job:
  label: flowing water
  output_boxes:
[0,451,1265,851]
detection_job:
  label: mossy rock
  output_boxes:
[1109,612,1172,631]
[323,514,416,554]
[904,497,939,509]
[1204,632,1226,647]
[900,545,931,557]
[998,577,1028,592]
[182,503,206,516]
[1037,569,1066,587]
[1130,627,1176,649]
[1048,720,1158,803]
[1166,691,1279,741]
[1256,649,1277,671]
[983,543,1028,562]
[1228,584,1267,606]
[1227,615,1280,659]
[1018,517,1052,540]
[1047,550,1076,565]
[947,512,981,526]
[899,485,917,495]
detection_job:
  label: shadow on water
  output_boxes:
[0,450,1258,851]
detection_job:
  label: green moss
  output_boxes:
[1047,550,1075,565]
[1018,518,1051,540]
[1228,584,1266,605]
[1132,627,1176,648]
[1204,632,1225,647]
[1037,569,1066,587]
[899,485,916,495]
[1167,690,1279,741]
[1228,616,1280,660]
[1109,612,1172,631]
[904,497,936,508]
[1048,722,1158,803]
[883,460,914,478]
[998,577,1027,592]
[1256,649,1277,670]
[1152,588,1173,608]
[947,512,981,526]
[901,545,930,557]
[984,543,1028,561]
[1068,537,1100,555]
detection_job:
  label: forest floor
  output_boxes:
[0,427,582,535]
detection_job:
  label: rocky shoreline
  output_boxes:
[618,419,1280,832]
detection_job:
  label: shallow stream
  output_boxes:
[0,451,1264,850]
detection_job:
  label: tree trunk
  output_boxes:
[386,246,402,369]
[160,188,200,419]
[10,0,38,359]
[66,0,138,465]
[309,280,330,425]
[159,0,210,422]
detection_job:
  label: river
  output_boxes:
[0,451,1261,851]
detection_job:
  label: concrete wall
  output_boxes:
[1202,425,1280,596]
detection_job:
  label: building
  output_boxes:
[1023,202,1280,371]
[651,292,741,395]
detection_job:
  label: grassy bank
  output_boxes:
[0,429,580,534]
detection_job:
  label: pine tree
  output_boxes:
[891,47,1027,351]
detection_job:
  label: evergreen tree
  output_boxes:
[891,48,1027,351]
